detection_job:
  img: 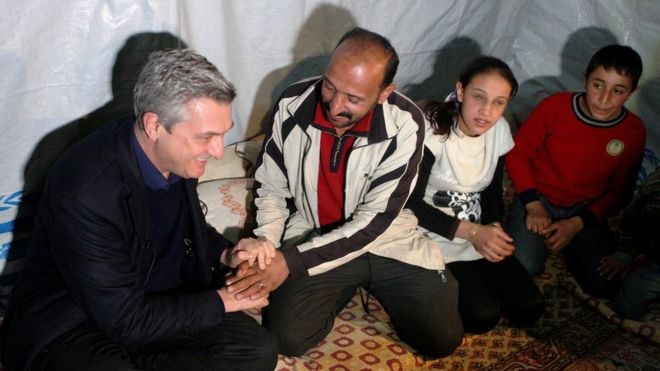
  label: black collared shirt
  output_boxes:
[131,129,190,292]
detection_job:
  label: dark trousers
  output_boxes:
[33,312,278,371]
[447,257,545,334]
[263,253,463,358]
[562,223,620,298]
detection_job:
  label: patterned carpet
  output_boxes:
[490,291,660,370]
[402,287,660,370]
[265,286,660,370]
[199,177,660,370]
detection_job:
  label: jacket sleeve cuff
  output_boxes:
[208,289,226,318]
[446,219,460,240]
[282,247,308,279]
[207,227,233,269]
[519,188,540,206]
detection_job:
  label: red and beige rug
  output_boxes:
[199,176,660,370]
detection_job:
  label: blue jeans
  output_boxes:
[506,196,585,274]
[613,263,660,320]
[505,195,619,298]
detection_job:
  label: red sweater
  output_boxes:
[506,92,645,223]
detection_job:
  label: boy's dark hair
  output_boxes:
[585,45,643,90]
[335,27,399,87]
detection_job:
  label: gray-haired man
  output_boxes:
[2,49,278,371]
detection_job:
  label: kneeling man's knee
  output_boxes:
[415,327,463,358]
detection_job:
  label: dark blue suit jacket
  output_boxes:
[2,117,232,370]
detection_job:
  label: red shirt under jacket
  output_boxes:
[313,102,374,229]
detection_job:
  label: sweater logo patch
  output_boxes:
[606,139,624,156]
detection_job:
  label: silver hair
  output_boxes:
[133,48,236,130]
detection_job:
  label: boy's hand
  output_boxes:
[525,201,552,235]
[542,216,583,251]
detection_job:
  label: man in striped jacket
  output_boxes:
[226,27,463,358]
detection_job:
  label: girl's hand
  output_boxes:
[470,223,515,262]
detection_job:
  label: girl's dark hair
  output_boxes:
[425,56,518,137]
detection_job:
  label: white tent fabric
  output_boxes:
[0,0,659,309]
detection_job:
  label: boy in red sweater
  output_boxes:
[505,45,645,298]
